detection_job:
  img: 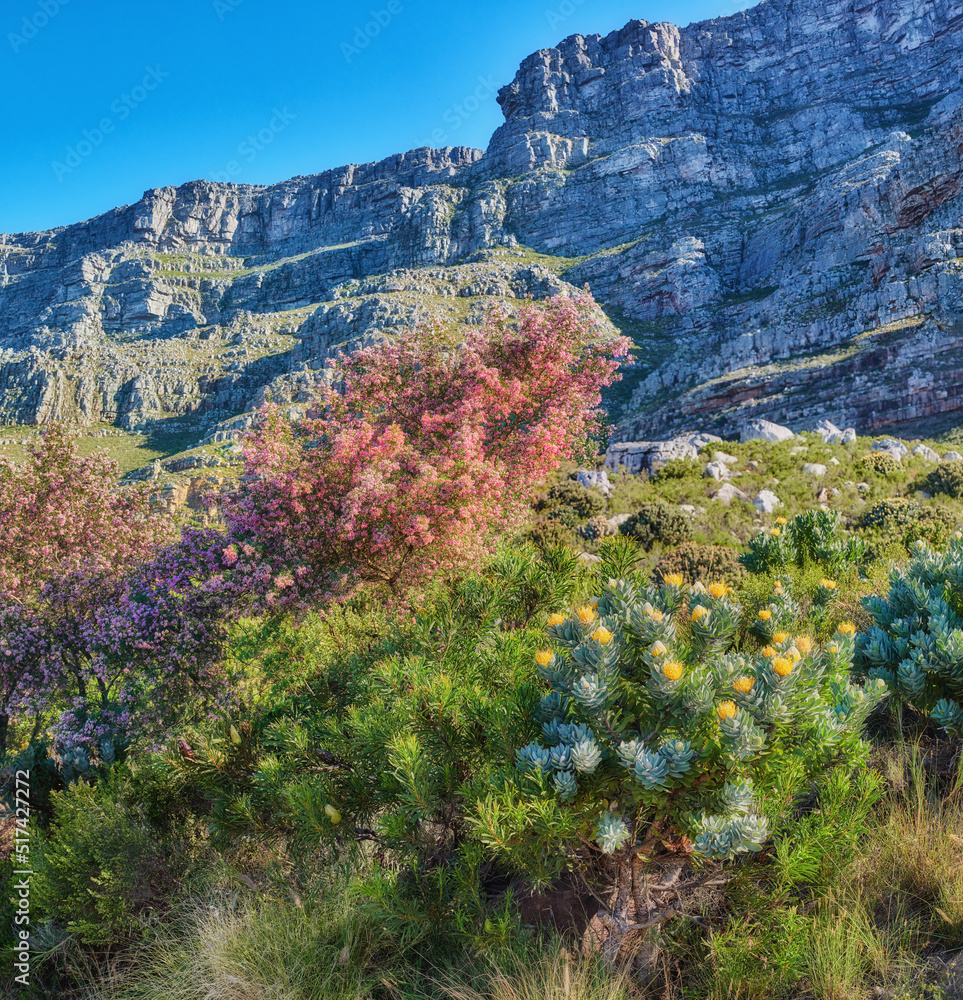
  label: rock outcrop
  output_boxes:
[2,0,962,439]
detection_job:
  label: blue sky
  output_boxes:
[0,0,753,235]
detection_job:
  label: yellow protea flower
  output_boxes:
[820,578,837,590]
[761,645,777,658]
[547,613,567,627]
[954,530,962,540]
[773,631,790,644]
[837,622,856,636]
[757,609,772,621]
[576,605,597,625]
[827,641,839,654]
[663,573,684,587]
[535,649,553,667]
[691,605,710,623]
[733,675,755,695]
[662,660,684,681]
[650,640,668,657]
[591,627,615,645]
[770,528,781,537]
[787,646,802,663]
[645,606,664,622]
[775,517,787,525]
[796,635,814,655]
[772,656,793,677]
[708,582,729,598]
[774,579,783,587]
[716,701,737,721]
[589,597,600,610]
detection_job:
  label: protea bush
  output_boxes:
[857,532,963,734]
[473,576,888,966]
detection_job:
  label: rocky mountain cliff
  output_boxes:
[2,0,962,442]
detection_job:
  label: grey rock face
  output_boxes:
[712,483,750,505]
[576,469,613,496]
[604,432,719,474]
[911,443,940,462]
[753,489,782,513]
[802,463,828,477]
[2,0,963,441]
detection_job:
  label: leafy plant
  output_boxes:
[918,459,963,500]
[857,533,963,734]
[655,543,746,587]
[472,578,887,966]
[618,501,691,551]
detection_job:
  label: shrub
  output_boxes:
[856,497,924,530]
[618,501,691,551]
[858,452,902,477]
[856,498,957,548]
[527,521,577,551]
[34,765,196,944]
[545,481,607,520]
[655,457,702,481]
[857,533,963,735]
[918,460,963,500]
[473,579,887,966]
[741,509,865,576]
[655,543,746,586]
[581,515,615,541]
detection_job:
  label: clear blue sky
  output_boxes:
[0,0,753,235]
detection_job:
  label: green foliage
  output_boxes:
[526,520,577,551]
[546,503,581,528]
[472,577,887,909]
[33,763,199,944]
[856,497,957,550]
[918,459,963,500]
[618,500,691,551]
[580,514,615,540]
[655,543,746,587]
[858,451,903,477]
[655,457,702,481]
[741,508,866,577]
[546,481,607,519]
[857,533,963,734]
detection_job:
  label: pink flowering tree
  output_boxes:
[223,294,630,605]
[0,425,175,752]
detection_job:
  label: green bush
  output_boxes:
[856,498,957,549]
[856,497,924,530]
[618,501,691,551]
[918,459,963,500]
[473,578,887,966]
[741,509,866,576]
[580,514,615,540]
[655,542,746,586]
[546,503,581,528]
[545,481,607,519]
[857,533,963,735]
[858,452,902,477]
[655,457,702,481]
[34,765,197,944]
[527,520,577,550]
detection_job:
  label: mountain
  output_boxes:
[2,0,962,443]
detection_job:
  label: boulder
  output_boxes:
[943,451,963,462]
[752,489,782,514]
[813,419,843,442]
[711,450,739,466]
[604,432,722,475]
[741,419,794,443]
[577,552,602,565]
[828,456,840,465]
[576,469,613,496]
[802,463,828,477]
[871,438,908,459]
[712,483,750,505]
[703,461,731,480]
[607,513,632,530]
[910,444,940,463]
